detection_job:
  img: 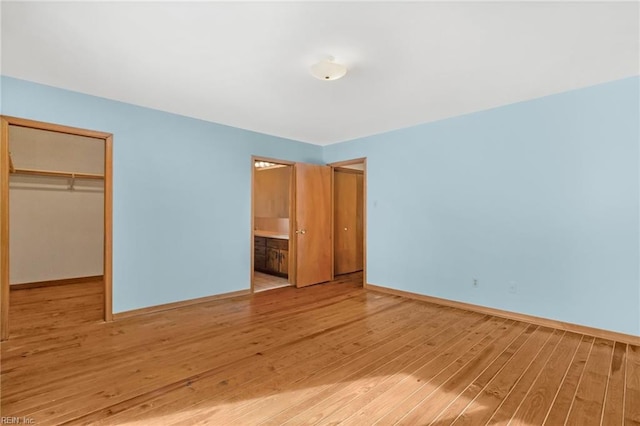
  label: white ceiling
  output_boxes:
[1,1,638,145]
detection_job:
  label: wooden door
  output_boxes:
[355,173,364,271]
[334,170,357,274]
[334,170,364,274]
[293,163,332,287]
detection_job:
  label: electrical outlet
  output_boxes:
[509,281,517,294]
[473,278,478,288]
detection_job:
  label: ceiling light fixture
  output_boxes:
[310,57,347,81]
[255,161,277,168]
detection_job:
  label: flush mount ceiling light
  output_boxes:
[310,57,348,81]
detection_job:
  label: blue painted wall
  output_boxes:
[325,77,640,336]
[1,76,323,313]
[3,75,639,335]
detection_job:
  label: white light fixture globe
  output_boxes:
[310,57,347,81]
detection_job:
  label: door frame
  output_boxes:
[250,156,295,292]
[328,158,367,287]
[0,116,114,340]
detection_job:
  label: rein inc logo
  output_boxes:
[1,417,35,425]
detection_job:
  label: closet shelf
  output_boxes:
[11,168,104,180]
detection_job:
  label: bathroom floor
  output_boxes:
[253,271,291,292]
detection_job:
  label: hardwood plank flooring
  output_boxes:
[8,279,104,339]
[1,272,637,425]
[626,344,640,424]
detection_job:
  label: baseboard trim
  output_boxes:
[366,283,640,346]
[113,289,251,320]
[10,275,103,291]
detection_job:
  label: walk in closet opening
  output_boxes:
[0,117,113,340]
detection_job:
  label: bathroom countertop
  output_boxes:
[254,230,289,240]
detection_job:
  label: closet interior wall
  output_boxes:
[9,126,105,285]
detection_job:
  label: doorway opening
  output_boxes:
[0,116,113,341]
[251,157,294,293]
[330,159,366,287]
[251,157,361,292]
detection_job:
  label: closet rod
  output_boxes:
[11,168,104,180]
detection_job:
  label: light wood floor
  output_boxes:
[1,272,638,425]
[8,279,104,339]
[254,271,291,292]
